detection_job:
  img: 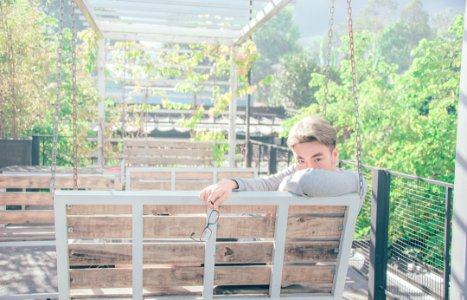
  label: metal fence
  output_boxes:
[247,140,453,300]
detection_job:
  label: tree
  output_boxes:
[0,0,55,138]
[269,51,320,109]
[251,8,302,104]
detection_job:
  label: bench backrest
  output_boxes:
[55,191,360,299]
[0,174,120,243]
[124,138,215,167]
[126,167,257,191]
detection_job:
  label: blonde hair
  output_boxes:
[286,116,337,150]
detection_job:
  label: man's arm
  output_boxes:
[235,165,296,191]
[281,168,368,205]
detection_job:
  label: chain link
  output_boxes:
[51,0,65,193]
[323,0,335,117]
[71,1,78,190]
[346,0,364,197]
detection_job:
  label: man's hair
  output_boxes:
[286,116,337,150]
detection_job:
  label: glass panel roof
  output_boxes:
[75,0,291,44]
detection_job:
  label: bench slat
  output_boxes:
[69,241,339,267]
[67,215,276,239]
[0,192,53,206]
[66,204,278,215]
[69,265,335,289]
[0,175,117,189]
[0,210,54,224]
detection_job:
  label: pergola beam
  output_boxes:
[73,0,103,38]
[104,32,235,45]
[236,0,292,45]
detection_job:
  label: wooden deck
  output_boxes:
[0,245,369,299]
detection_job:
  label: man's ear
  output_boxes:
[332,147,339,164]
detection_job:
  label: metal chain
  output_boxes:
[51,0,65,193]
[346,0,364,197]
[323,0,335,117]
[71,0,78,190]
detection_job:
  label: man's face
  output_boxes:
[292,141,338,171]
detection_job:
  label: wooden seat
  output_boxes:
[124,138,215,167]
[0,173,120,244]
[55,191,360,299]
[126,167,257,191]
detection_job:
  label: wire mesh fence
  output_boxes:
[385,174,452,299]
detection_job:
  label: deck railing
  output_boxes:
[247,140,453,300]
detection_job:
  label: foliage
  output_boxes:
[251,8,302,105]
[269,51,320,108]
[0,0,99,166]
[0,0,55,138]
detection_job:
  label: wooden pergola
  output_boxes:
[74,0,291,169]
[74,1,467,298]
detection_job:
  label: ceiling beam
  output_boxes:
[98,22,240,40]
[73,0,103,38]
[104,32,235,45]
[235,0,291,45]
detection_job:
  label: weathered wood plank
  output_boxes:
[282,265,335,286]
[130,181,172,190]
[125,139,213,149]
[0,192,53,206]
[66,204,277,215]
[69,242,274,266]
[217,171,255,179]
[130,172,171,180]
[67,205,132,215]
[126,147,212,157]
[0,210,54,224]
[289,205,346,215]
[67,215,276,239]
[127,157,212,166]
[287,216,344,239]
[0,175,117,189]
[0,226,55,242]
[284,241,340,263]
[70,265,333,289]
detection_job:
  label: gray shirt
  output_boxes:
[235,165,367,205]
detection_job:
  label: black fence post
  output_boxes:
[443,186,453,300]
[32,135,40,166]
[246,141,253,168]
[369,169,391,300]
[268,145,277,175]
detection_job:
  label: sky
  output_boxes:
[292,0,465,40]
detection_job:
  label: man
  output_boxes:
[199,116,366,209]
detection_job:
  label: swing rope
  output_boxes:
[346,0,364,197]
[322,0,335,117]
[71,0,79,190]
[50,0,65,193]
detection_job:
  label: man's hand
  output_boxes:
[199,179,238,210]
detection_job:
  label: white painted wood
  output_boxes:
[451,2,467,298]
[269,203,289,298]
[132,202,143,300]
[125,167,257,191]
[202,208,218,299]
[54,194,70,300]
[54,190,360,299]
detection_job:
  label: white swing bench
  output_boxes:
[54,190,360,300]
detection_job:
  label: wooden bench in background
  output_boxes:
[0,173,120,245]
[126,167,257,191]
[124,139,215,168]
[55,191,360,299]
